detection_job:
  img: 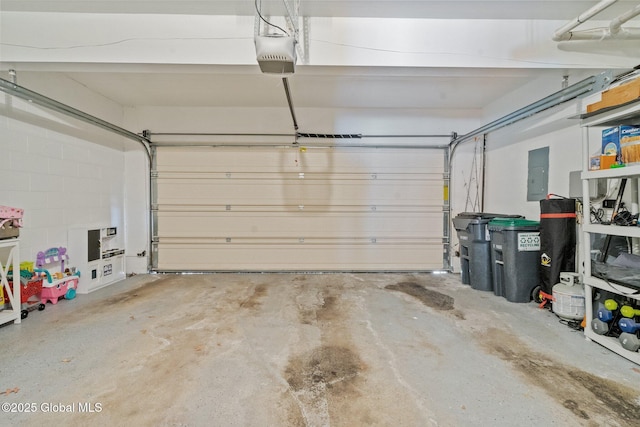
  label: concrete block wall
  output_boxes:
[0,114,125,266]
[0,72,127,269]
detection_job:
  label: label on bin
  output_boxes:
[517,232,540,251]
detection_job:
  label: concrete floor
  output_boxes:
[1,272,639,426]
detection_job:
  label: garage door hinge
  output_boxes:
[371,238,377,244]
[150,171,159,178]
[151,204,159,211]
[299,237,305,243]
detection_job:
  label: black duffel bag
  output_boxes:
[539,195,577,295]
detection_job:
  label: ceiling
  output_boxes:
[2,1,638,19]
[60,66,577,110]
[1,1,639,113]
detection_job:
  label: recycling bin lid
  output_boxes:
[488,218,540,231]
[454,212,524,230]
[456,212,523,220]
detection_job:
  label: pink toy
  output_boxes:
[40,277,78,305]
[0,205,24,229]
[35,247,79,305]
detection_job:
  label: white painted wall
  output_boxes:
[484,110,581,219]
[123,149,150,274]
[0,72,128,270]
[447,70,611,272]
[479,70,604,220]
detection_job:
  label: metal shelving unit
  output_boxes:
[0,239,21,326]
[581,100,640,365]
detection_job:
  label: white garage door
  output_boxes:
[152,145,446,271]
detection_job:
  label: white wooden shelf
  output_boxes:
[584,325,640,365]
[583,276,640,299]
[0,239,21,326]
[582,164,640,180]
[583,279,640,366]
[580,98,640,365]
[584,223,640,238]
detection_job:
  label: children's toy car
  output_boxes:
[4,271,45,319]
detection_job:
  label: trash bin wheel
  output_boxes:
[38,303,45,311]
[531,285,543,303]
[21,310,28,320]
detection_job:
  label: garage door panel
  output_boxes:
[156,204,440,213]
[153,146,446,271]
[156,211,442,238]
[157,180,444,206]
[156,147,444,173]
[156,243,444,271]
[157,172,442,180]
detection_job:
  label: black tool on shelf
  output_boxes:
[600,178,627,262]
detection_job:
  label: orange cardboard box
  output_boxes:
[600,155,616,169]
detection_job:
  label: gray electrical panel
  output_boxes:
[527,147,549,201]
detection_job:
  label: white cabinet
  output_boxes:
[581,100,640,365]
[0,239,21,325]
[68,227,125,294]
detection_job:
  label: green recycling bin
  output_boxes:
[488,218,541,303]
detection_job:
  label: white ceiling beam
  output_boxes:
[2,1,640,20]
[1,12,636,69]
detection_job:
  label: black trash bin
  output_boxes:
[453,213,522,292]
[488,218,541,303]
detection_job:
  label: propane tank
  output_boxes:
[552,272,585,320]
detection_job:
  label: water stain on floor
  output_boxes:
[296,291,335,326]
[281,391,307,427]
[285,345,364,393]
[481,327,640,427]
[239,284,267,309]
[104,275,174,306]
[386,281,455,311]
[288,280,378,425]
[316,294,338,322]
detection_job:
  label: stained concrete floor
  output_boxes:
[1,272,639,426]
